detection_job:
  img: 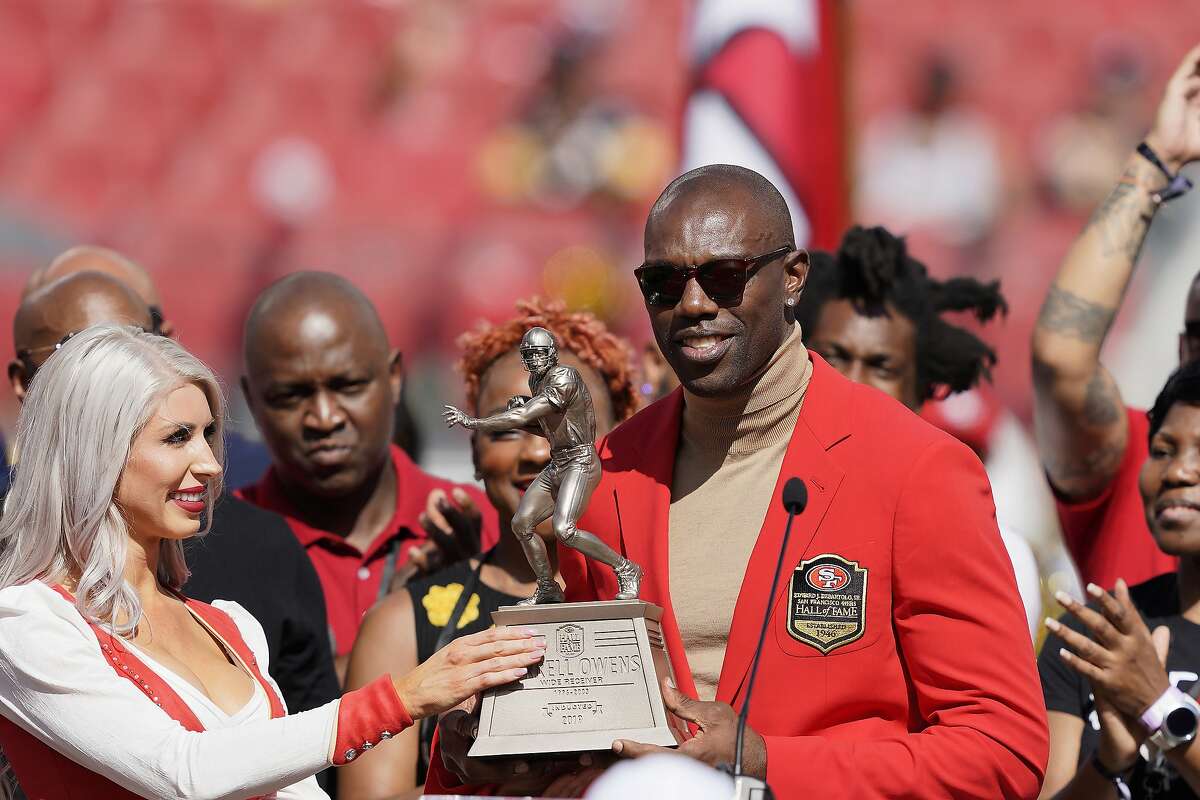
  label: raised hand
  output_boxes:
[1146,43,1200,170]
[391,627,544,719]
[415,487,484,573]
[1050,579,1171,719]
[443,404,473,429]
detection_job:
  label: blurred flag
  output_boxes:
[681,0,848,250]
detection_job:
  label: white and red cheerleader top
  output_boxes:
[0,581,410,799]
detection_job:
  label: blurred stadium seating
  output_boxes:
[0,0,685,427]
[0,0,1196,432]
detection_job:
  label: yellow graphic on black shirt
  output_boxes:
[422,583,481,629]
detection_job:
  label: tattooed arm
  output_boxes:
[1030,159,1157,499]
[1032,44,1200,499]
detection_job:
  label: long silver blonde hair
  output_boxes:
[0,324,225,636]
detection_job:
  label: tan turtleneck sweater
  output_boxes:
[669,325,811,701]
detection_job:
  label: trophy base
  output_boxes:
[468,600,679,758]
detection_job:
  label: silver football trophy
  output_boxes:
[444,327,677,757]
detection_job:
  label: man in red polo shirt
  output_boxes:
[239,271,498,680]
[1031,45,1200,589]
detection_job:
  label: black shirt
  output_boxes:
[183,495,340,714]
[1041,573,1200,799]
[405,555,522,782]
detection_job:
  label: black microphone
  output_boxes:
[731,478,807,798]
[781,478,808,515]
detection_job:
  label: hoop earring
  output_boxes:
[785,297,797,307]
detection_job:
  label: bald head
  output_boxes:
[29,246,161,309]
[241,272,401,500]
[15,271,152,352]
[243,272,390,373]
[10,271,153,401]
[646,164,795,251]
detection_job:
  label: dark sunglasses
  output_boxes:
[634,245,792,306]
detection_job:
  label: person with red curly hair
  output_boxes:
[338,298,638,800]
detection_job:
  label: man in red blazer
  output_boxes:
[429,165,1047,798]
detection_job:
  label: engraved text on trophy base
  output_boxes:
[488,618,654,737]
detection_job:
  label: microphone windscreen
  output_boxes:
[781,478,808,514]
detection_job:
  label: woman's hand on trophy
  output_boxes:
[438,695,591,792]
[443,405,473,429]
[391,627,544,719]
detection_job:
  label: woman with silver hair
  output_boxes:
[0,325,544,799]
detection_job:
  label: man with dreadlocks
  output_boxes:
[795,226,1042,634]
[796,225,1007,411]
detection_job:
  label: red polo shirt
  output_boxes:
[238,445,499,657]
[1055,406,1177,589]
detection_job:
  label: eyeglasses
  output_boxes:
[16,321,163,376]
[634,245,792,306]
[16,330,80,373]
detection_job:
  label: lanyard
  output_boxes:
[376,539,402,604]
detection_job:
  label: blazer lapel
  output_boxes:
[604,390,700,698]
[715,355,851,707]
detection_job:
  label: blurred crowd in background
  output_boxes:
[1,0,1199,612]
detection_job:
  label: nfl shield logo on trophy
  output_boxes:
[556,624,584,658]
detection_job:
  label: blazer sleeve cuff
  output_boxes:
[331,674,413,766]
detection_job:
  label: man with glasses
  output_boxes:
[443,326,642,605]
[8,271,153,401]
[1031,44,1200,590]
[428,165,1046,797]
[20,244,272,489]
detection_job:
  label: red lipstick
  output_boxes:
[169,485,207,514]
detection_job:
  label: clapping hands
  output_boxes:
[1050,580,1172,719]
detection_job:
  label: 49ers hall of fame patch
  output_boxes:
[787,553,868,654]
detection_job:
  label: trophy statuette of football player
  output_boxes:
[443,326,643,604]
[443,329,677,758]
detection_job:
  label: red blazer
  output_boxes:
[427,355,1048,798]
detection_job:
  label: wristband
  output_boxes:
[1091,754,1132,800]
[1140,685,1189,732]
[1091,751,1131,780]
[1137,142,1194,204]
